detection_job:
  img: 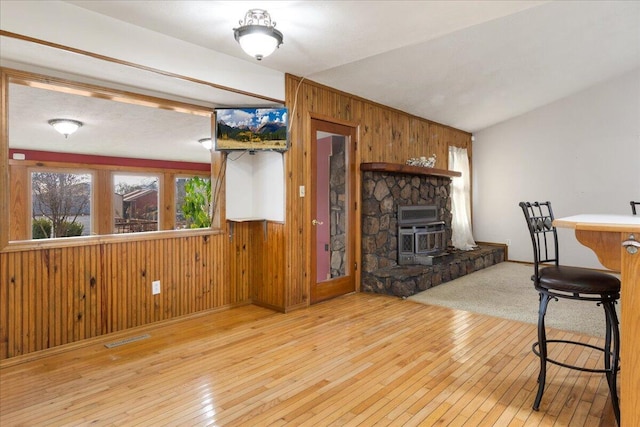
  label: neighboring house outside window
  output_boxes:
[113,174,159,233]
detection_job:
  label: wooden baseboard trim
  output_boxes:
[283,301,309,313]
[475,241,509,261]
[251,300,286,313]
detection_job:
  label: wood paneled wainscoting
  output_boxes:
[230,220,287,312]
[0,231,254,360]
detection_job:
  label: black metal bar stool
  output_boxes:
[631,201,639,215]
[519,201,621,425]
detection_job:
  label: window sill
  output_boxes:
[1,227,224,253]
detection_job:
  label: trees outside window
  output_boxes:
[176,176,212,229]
[31,171,91,238]
[26,171,212,239]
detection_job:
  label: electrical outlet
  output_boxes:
[299,185,305,197]
[152,280,161,295]
[506,239,512,246]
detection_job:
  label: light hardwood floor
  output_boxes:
[0,293,616,426]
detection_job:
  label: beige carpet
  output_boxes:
[408,261,620,338]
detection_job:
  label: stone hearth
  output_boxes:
[362,245,505,297]
[360,162,504,298]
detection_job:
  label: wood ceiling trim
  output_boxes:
[0,30,285,105]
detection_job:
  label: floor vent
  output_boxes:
[104,333,151,349]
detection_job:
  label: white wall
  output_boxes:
[225,153,255,219]
[226,151,285,221]
[253,152,285,222]
[2,0,288,223]
[473,69,640,269]
[0,0,284,102]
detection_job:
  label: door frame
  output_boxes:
[308,115,359,304]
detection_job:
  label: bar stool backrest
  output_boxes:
[519,201,559,279]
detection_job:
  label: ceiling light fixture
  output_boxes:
[48,119,83,138]
[198,138,213,150]
[233,9,283,61]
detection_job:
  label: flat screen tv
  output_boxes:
[215,107,288,152]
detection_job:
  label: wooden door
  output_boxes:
[310,119,356,303]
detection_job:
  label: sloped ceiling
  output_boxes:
[65,0,640,132]
[1,1,639,162]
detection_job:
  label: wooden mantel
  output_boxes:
[360,162,461,178]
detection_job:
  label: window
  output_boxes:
[175,176,212,229]
[113,174,159,233]
[31,170,92,239]
[4,68,215,244]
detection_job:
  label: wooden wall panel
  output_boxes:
[0,232,243,360]
[229,220,287,309]
[228,222,249,305]
[283,74,472,312]
[8,164,27,241]
[0,74,472,360]
[283,77,307,310]
[94,171,115,234]
[251,222,286,311]
[0,252,7,358]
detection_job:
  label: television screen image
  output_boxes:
[215,107,288,152]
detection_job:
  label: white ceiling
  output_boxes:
[2,1,639,162]
[8,83,214,163]
[64,0,640,132]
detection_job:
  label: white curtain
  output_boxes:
[448,146,477,250]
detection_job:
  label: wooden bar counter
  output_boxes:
[554,214,640,426]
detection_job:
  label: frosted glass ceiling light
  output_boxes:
[49,119,83,138]
[234,9,283,60]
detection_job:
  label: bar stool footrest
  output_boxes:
[532,339,620,373]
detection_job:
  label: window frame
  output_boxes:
[1,67,224,252]
[29,167,95,240]
[113,171,162,235]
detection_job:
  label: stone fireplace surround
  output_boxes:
[360,162,504,298]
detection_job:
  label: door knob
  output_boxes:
[622,233,640,255]
[312,219,324,226]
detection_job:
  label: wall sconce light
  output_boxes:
[199,138,213,150]
[234,9,283,60]
[49,119,83,138]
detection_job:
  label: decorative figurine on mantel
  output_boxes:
[406,154,437,168]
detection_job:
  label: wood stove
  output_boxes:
[397,205,447,265]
